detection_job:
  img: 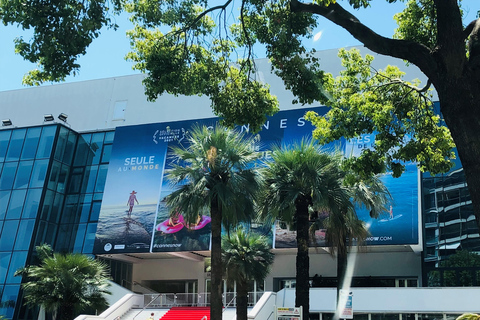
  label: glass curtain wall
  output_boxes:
[422,153,480,286]
[0,125,57,319]
[0,124,112,320]
[55,130,114,256]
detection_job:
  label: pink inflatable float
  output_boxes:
[186,215,211,230]
[156,214,185,233]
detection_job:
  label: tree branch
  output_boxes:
[169,0,234,37]
[433,0,465,76]
[290,0,439,83]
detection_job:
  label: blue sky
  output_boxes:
[0,1,478,92]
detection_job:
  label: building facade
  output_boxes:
[0,47,479,319]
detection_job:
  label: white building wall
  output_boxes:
[0,46,430,133]
[132,258,207,292]
[126,249,421,293]
[0,45,428,291]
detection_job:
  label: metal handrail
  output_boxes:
[132,293,162,320]
[223,293,236,312]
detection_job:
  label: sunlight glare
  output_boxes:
[313,30,323,42]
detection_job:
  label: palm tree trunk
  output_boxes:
[295,198,310,320]
[57,303,75,320]
[236,279,249,320]
[210,198,223,320]
[336,248,348,306]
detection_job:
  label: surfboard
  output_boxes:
[378,214,403,223]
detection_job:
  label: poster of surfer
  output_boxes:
[92,123,169,254]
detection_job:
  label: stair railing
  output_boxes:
[132,293,162,320]
[223,293,237,312]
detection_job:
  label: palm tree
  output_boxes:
[318,175,390,305]
[222,227,274,320]
[258,139,350,320]
[165,125,260,320]
[15,244,111,320]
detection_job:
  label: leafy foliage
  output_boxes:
[165,125,260,228]
[258,139,391,314]
[457,314,480,320]
[393,0,437,49]
[125,0,279,132]
[305,48,455,179]
[222,227,274,284]
[15,244,111,320]
[222,227,274,320]
[0,0,121,85]
[165,125,260,320]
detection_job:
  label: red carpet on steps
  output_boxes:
[159,307,210,320]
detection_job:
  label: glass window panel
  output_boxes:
[14,219,35,251]
[5,129,26,162]
[90,133,105,165]
[104,131,115,144]
[34,221,47,246]
[0,162,18,190]
[74,136,92,166]
[48,160,60,190]
[0,220,19,251]
[21,127,41,160]
[95,164,108,193]
[63,131,77,164]
[6,190,27,220]
[79,200,92,223]
[56,164,70,193]
[0,191,11,220]
[5,251,27,284]
[73,224,87,253]
[61,195,79,224]
[0,130,12,162]
[56,224,76,252]
[89,201,102,221]
[68,167,85,194]
[22,188,42,219]
[50,193,64,224]
[29,159,49,188]
[42,222,57,245]
[0,285,20,318]
[39,190,54,221]
[101,144,112,163]
[36,125,57,159]
[13,160,34,189]
[82,223,98,254]
[0,252,11,284]
[54,127,68,162]
[85,166,98,193]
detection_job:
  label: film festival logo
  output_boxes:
[153,126,186,144]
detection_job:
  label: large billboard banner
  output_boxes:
[93,107,419,255]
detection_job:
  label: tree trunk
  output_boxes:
[210,198,223,320]
[295,197,310,320]
[236,279,249,320]
[56,303,75,320]
[436,75,480,231]
[336,238,348,307]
